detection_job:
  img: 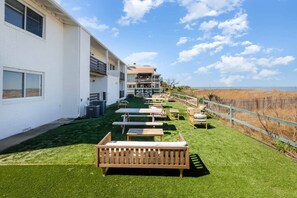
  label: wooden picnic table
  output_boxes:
[126,128,164,141]
[144,98,165,102]
[116,108,163,122]
[114,108,164,133]
[170,108,180,120]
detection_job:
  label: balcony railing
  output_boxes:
[119,90,125,98]
[120,72,125,81]
[90,56,107,75]
[135,78,160,82]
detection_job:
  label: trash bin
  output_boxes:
[86,105,100,118]
[91,100,106,115]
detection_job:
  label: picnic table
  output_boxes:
[126,128,164,141]
[116,108,163,122]
[114,108,164,133]
[144,98,165,103]
[170,108,180,120]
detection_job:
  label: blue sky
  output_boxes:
[54,0,297,87]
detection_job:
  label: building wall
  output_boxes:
[62,25,80,118]
[78,29,90,116]
[0,1,65,139]
[0,0,126,140]
[107,75,119,105]
[90,76,107,100]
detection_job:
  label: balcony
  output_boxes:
[136,77,152,82]
[90,56,107,76]
[120,72,125,81]
[135,78,160,83]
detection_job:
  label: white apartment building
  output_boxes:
[0,0,127,140]
[127,64,161,97]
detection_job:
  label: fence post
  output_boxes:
[230,104,233,128]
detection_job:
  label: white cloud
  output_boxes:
[214,46,223,54]
[195,66,210,74]
[199,20,218,32]
[218,12,248,36]
[118,0,165,26]
[270,56,295,66]
[176,37,188,46]
[176,12,249,63]
[184,24,193,30]
[256,56,295,67]
[124,52,158,64]
[212,35,229,42]
[78,17,109,31]
[111,28,119,37]
[241,44,261,55]
[195,55,295,85]
[203,55,295,74]
[179,0,243,23]
[177,34,234,62]
[219,75,244,86]
[71,6,81,11]
[178,41,224,62]
[263,48,273,54]
[241,41,252,46]
[213,56,258,74]
[253,69,279,80]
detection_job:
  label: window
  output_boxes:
[26,73,42,97]
[5,0,43,37]
[26,7,43,37]
[3,70,43,99]
[110,64,116,70]
[4,0,24,29]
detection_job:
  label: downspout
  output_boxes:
[76,27,81,118]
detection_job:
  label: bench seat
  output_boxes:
[96,132,190,177]
[112,121,163,126]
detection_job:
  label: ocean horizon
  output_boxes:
[191,86,297,92]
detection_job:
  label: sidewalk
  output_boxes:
[0,118,74,152]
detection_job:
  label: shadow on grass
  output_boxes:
[0,103,125,154]
[193,123,215,130]
[105,154,209,178]
[178,116,186,120]
[163,105,172,108]
[163,123,177,130]
[164,131,172,135]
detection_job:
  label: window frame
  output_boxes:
[4,0,45,38]
[2,68,44,101]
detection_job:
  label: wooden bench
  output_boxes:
[112,121,163,134]
[96,132,190,177]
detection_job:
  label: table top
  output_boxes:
[144,98,165,101]
[170,108,179,113]
[127,128,164,135]
[116,108,163,114]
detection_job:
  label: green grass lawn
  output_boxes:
[0,98,296,197]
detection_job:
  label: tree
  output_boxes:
[164,78,179,89]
